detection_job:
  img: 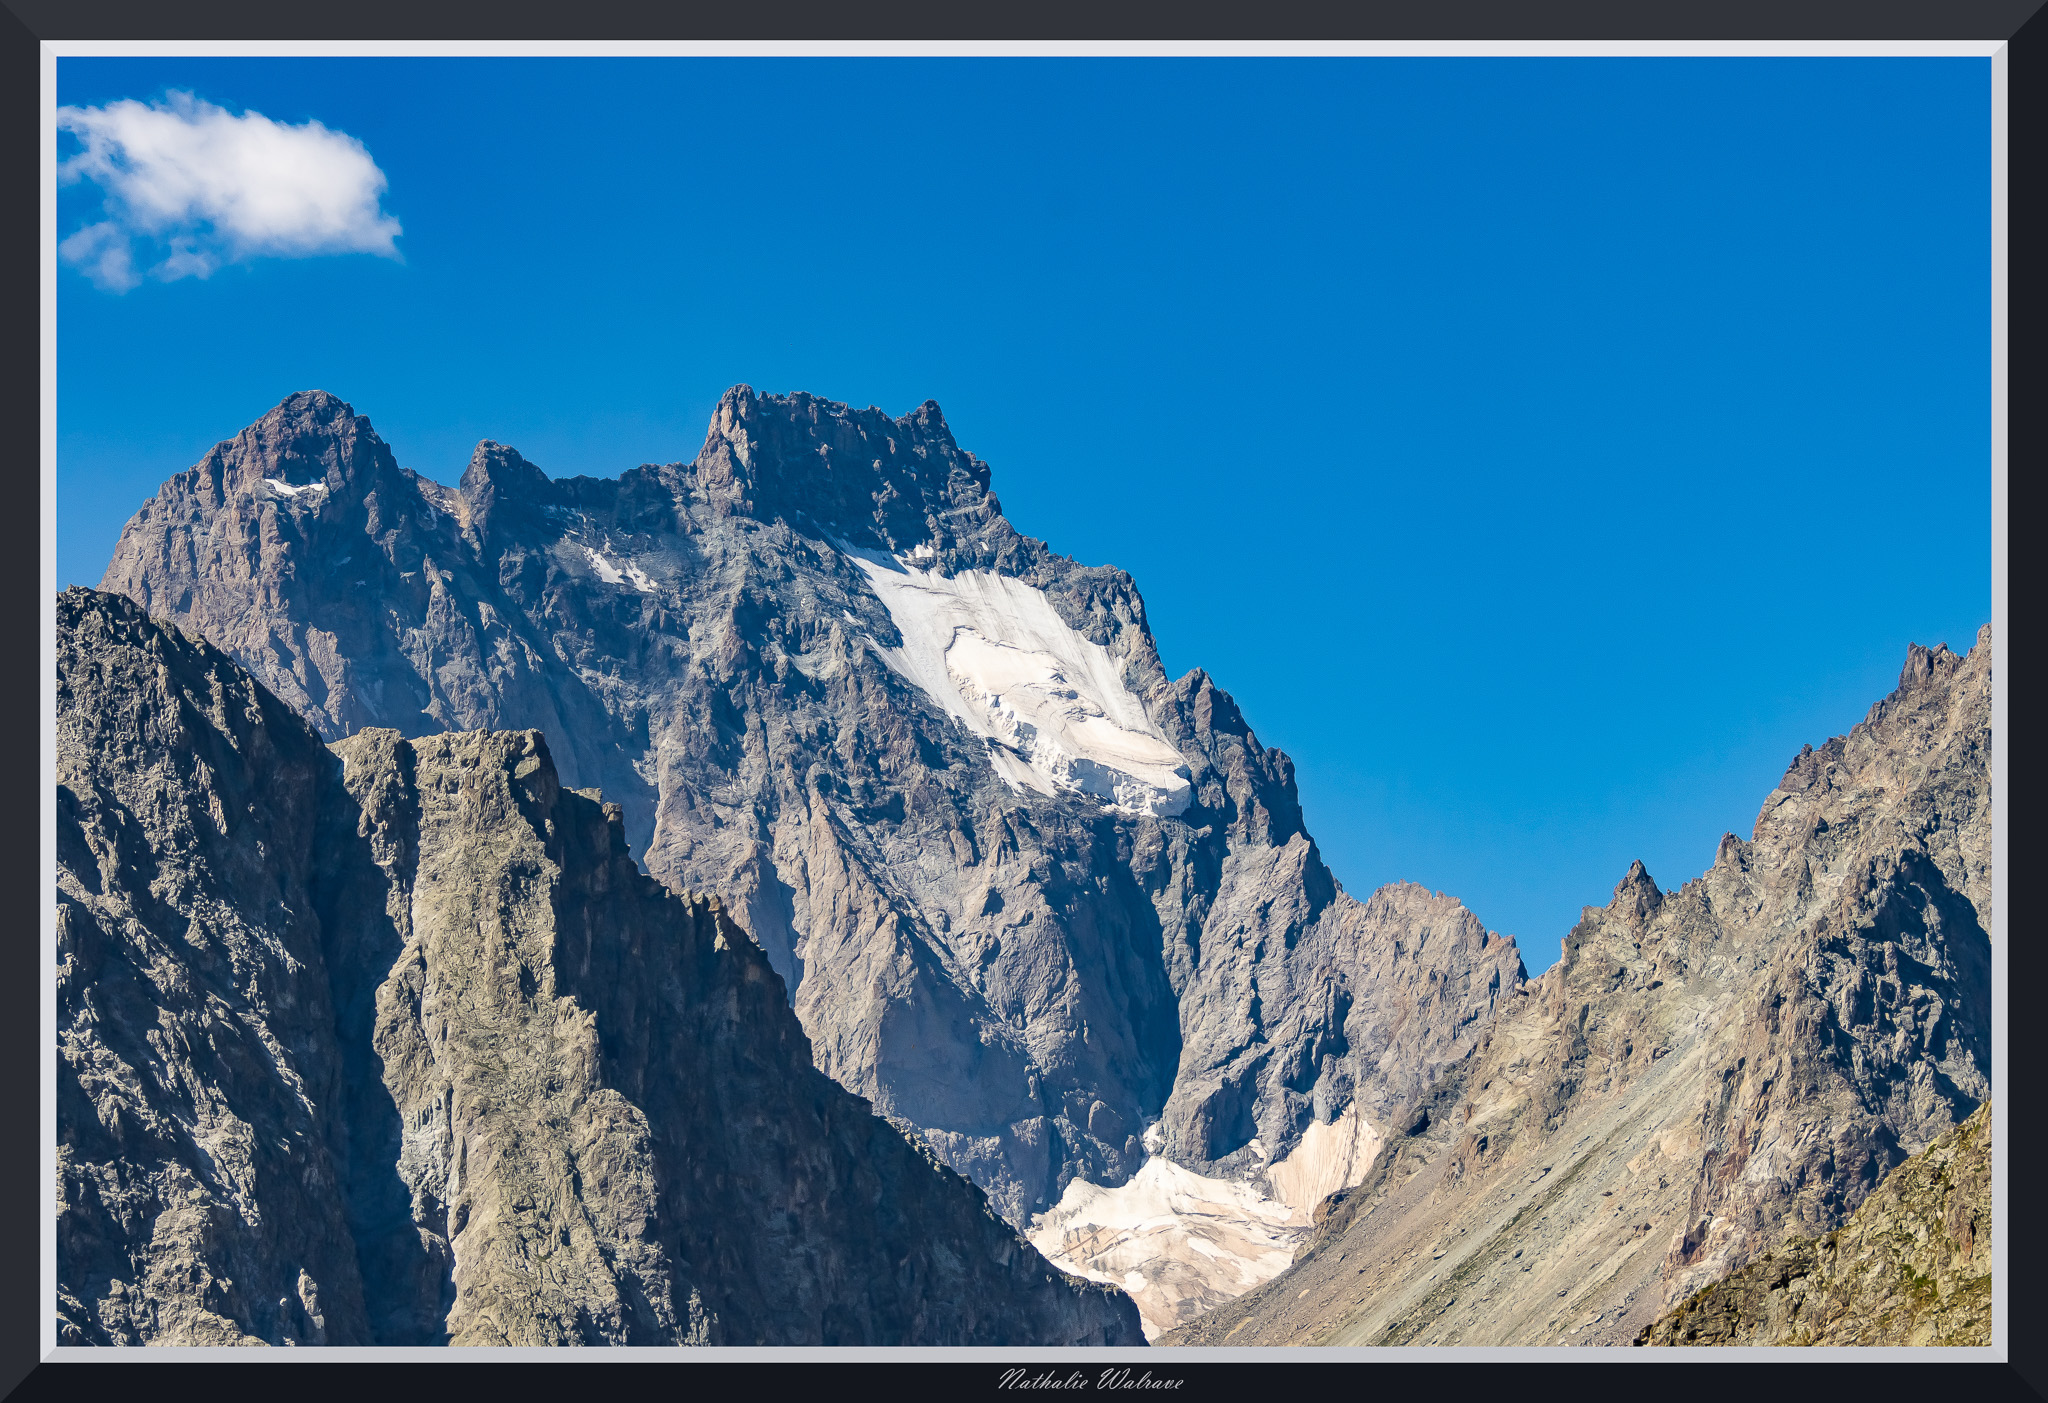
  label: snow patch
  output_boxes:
[264,478,325,498]
[584,546,656,594]
[843,545,1191,817]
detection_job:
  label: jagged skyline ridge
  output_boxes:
[84,382,1997,1341]
[84,379,1993,980]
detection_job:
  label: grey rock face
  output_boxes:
[1160,630,1992,1347]
[57,587,371,1346]
[56,586,1142,1346]
[102,388,1527,1228]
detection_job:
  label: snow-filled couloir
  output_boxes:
[843,545,1192,817]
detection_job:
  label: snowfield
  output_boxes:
[843,545,1192,818]
[263,478,326,498]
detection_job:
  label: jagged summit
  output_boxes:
[460,439,553,495]
[1899,637,1967,690]
[163,388,398,499]
[186,385,997,558]
[253,386,357,427]
[1612,857,1663,906]
[689,385,992,551]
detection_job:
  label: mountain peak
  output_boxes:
[264,387,357,421]
[905,396,952,437]
[1609,858,1663,920]
[243,390,373,451]
[460,439,553,496]
[1899,639,1963,692]
[690,386,991,548]
[175,388,398,501]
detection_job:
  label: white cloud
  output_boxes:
[57,91,402,292]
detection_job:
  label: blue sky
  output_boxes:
[54,57,1992,972]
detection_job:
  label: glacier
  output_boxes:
[843,544,1193,818]
[1026,1105,1385,1339]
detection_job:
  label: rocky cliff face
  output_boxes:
[56,586,1142,1346]
[57,595,370,1347]
[99,389,1527,1274]
[1638,1099,1990,1347]
[1160,630,1992,1347]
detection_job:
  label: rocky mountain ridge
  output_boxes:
[1160,628,1992,1346]
[56,586,1142,1346]
[101,388,1528,1333]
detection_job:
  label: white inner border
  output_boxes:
[41,39,2005,56]
[38,37,2009,1367]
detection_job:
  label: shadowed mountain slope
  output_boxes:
[56,586,1142,1347]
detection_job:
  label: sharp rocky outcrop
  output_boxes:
[99,389,1527,1318]
[56,586,1142,1346]
[1159,629,1992,1346]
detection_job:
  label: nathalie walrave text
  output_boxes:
[999,1369,1184,1391]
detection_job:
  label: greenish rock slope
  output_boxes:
[1638,1099,1990,1346]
